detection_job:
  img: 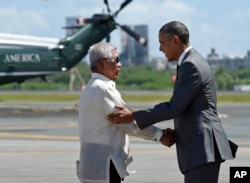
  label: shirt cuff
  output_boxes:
[153,128,163,142]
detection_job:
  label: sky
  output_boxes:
[0,0,249,59]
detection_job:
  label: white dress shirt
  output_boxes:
[178,46,192,66]
[78,73,162,183]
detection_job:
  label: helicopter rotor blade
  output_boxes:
[118,24,147,46]
[106,34,111,42]
[104,0,111,13]
[62,25,83,29]
[114,0,132,17]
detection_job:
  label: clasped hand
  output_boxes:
[160,128,175,147]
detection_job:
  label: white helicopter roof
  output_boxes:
[0,33,60,48]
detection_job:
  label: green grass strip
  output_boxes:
[0,91,250,103]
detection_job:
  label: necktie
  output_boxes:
[176,65,179,81]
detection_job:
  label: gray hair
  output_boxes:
[88,42,117,71]
[159,21,189,44]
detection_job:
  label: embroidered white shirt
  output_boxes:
[78,73,162,183]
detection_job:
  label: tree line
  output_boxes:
[0,62,250,91]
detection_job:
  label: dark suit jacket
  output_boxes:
[133,48,237,174]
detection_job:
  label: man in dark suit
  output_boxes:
[108,21,237,183]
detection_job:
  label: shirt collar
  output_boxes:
[178,46,192,66]
[91,73,116,88]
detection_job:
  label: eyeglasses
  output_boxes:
[103,57,120,63]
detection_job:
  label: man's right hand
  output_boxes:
[108,105,134,124]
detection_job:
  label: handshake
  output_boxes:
[160,128,175,147]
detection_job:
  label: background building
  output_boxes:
[120,25,149,66]
[65,16,81,36]
[207,48,250,69]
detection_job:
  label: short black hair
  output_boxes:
[159,21,189,44]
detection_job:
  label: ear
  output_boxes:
[98,60,107,73]
[172,35,180,43]
[97,59,104,68]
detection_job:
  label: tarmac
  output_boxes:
[0,101,250,183]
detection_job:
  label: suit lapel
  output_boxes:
[175,48,193,83]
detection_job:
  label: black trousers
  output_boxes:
[110,161,122,183]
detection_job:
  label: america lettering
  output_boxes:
[4,53,40,63]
